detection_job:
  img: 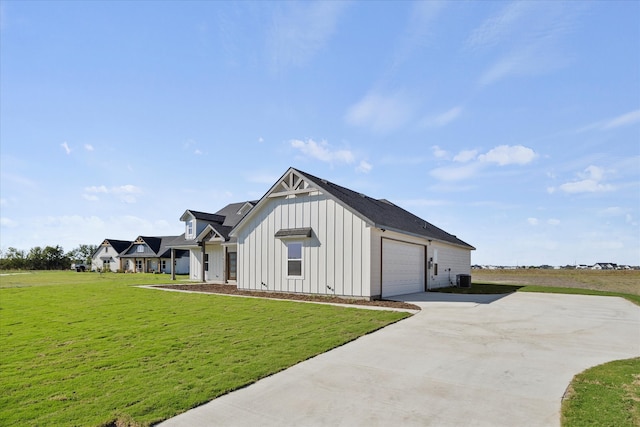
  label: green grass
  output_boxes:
[562,357,640,427]
[0,271,409,426]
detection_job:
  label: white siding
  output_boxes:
[236,193,373,298]
[427,242,471,289]
[91,246,121,272]
[369,229,472,294]
[205,245,225,283]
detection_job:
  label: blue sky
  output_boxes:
[1,1,639,266]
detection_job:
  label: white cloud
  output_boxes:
[258,137,264,143]
[290,139,354,164]
[601,110,640,129]
[345,91,414,133]
[194,149,203,155]
[547,219,561,226]
[83,194,99,202]
[84,144,94,152]
[267,2,347,73]
[420,106,463,128]
[557,165,614,194]
[453,149,478,163]
[527,217,539,226]
[432,145,448,159]
[478,145,537,166]
[431,144,536,182]
[356,160,372,174]
[61,141,71,155]
[466,2,534,50]
[392,1,445,67]
[470,2,576,86]
[580,110,640,132]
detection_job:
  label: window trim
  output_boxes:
[286,241,303,278]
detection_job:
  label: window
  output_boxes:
[287,242,303,277]
[186,220,194,238]
[136,245,144,253]
[136,260,143,272]
[102,259,110,271]
[161,260,167,271]
[204,254,209,271]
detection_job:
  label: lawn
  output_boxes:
[0,271,409,426]
[562,357,640,427]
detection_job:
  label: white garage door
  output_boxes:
[382,239,425,297]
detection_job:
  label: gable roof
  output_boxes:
[180,210,226,223]
[94,239,133,257]
[120,235,182,258]
[231,167,475,250]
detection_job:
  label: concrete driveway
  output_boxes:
[158,292,639,427]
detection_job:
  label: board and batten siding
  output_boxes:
[369,228,471,293]
[236,193,373,298]
[428,241,471,289]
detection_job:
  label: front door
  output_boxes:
[227,252,237,281]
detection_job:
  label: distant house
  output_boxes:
[168,202,257,282]
[91,239,132,272]
[228,167,475,299]
[119,236,189,274]
[591,262,617,270]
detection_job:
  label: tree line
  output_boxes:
[0,244,97,271]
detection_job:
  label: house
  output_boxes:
[227,167,475,299]
[119,236,189,274]
[91,239,132,272]
[168,202,257,282]
[591,262,617,270]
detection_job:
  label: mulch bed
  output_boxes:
[154,283,421,311]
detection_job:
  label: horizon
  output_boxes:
[1,1,638,266]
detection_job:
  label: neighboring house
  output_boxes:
[229,167,475,299]
[169,202,257,282]
[591,262,617,270]
[120,236,189,274]
[91,239,132,272]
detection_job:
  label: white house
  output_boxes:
[119,236,189,274]
[91,239,132,272]
[169,202,257,283]
[228,167,475,299]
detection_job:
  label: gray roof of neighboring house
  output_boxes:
[288,168,475,250]
[185,210,226,223]
[214,201,259,228]
[121,236,184,258]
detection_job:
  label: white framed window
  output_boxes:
[136,245,144,253]
[186,220,194,238]
[287,242,303,278]
[204,253,209,271]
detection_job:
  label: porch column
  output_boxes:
[171,249,176,280]
[201,243,206,282]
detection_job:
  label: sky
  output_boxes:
[1,1,639,267]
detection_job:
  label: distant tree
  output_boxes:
[43,245,70,270]
[27,247,46,270]
[0,247,27,270]
[67,244,98,265]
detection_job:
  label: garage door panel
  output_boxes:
[382,240,425,297]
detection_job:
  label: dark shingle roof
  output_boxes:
[293,168,475,250]
[214,201,259,228]
[186,210,226,223]
[106,239,133,254]
[121,236,183,258]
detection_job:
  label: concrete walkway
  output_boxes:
[157,292,639,427]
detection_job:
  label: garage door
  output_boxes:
[382,239,425,297]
